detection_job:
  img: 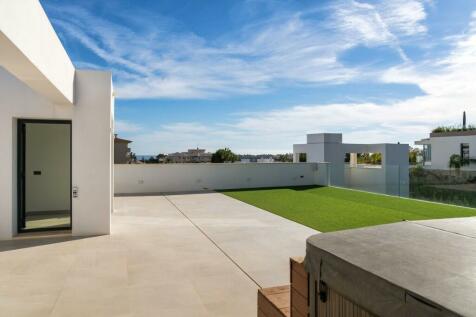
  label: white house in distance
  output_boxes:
[415,130,476,170]
[167,148,213,163]
[0,1,113,239]
[293,133,409,196]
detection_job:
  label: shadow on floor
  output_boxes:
[115,190,216,197]
[115,186,327,197]
[0,234,98,253]
[219,185,324,193]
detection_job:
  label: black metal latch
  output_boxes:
[72,186,79,198]
[319,280,328,303]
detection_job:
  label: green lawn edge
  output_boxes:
[220,186,476,232]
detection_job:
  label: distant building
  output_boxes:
[415,130,476,170]
[239,154,275,163]
[257,157,274,163]
[114,135,132,164]
[167,148,212,163]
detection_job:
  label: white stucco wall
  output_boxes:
[114,163,330,194]
[430,135,476,170]
[72,70,113,236]
[0,0,75,104]
[0,68,71,239]
[0,67,113,239]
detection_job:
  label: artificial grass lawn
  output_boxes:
[221,186,476,232]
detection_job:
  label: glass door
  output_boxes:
[461,143,470,166]
[18,120,72,232]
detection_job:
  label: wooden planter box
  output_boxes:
[290,257,309,317]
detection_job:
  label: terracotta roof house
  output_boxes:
[114,135,133,164]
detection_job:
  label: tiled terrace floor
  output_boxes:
[0,192,317,317]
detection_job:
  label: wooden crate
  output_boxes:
[258,285,290,317]
[290,257,309,317]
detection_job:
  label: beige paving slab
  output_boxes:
[166,192,318,287]
[0,193,315,316]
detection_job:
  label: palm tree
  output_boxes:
[449,154,461,169]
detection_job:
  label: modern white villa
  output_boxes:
[0,1,113,239]
[415,130,476,170]
[293,133,409,196]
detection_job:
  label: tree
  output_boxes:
[369,153,382,165]
[146,155,159,163]
[157,154,167,163]
[409,148,421,165]
[449,154,462,169]
[275,154,293,162]
[211,148,238,163]
[128,152,137,164]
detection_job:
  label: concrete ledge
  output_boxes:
[0,1,75,104]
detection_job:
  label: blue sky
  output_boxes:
[42,0,476,154]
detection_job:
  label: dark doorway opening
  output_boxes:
[17,119,72,233]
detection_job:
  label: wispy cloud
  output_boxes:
[124,12,476,154]
[46,0,429,99]
[43,1,475,154]
[378,0,428,37]
[115,120,143,133]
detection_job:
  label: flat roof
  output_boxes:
[415,138,430,145]
[430,130,476,137]
[114,137,132,143]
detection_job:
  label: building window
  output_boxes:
[423,144,431,163]
[461,143,470,165]
[345,152,382,167]
[299,153,307,162]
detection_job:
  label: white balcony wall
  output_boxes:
[114,163,330,194]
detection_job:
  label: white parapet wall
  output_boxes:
[114,163,330,194]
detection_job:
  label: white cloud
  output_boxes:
[47,0,429,99]
[126,13,476,154]
[330,0,429,62]
[45,1,476,155]
[115,120,142,133]
[378,0,427,36]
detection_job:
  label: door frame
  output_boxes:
[17,119,72,233]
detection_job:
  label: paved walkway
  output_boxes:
[0,192,317,317]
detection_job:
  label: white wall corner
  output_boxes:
[0,0,75,105]
[72,70,113,236]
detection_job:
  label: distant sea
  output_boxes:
[137,155,154,160]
